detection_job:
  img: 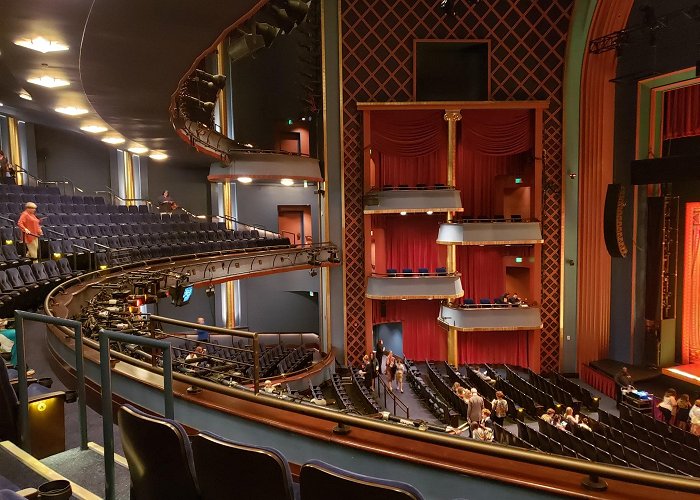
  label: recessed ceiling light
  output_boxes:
[27,75,69,88]
[0,103,4,107]
[280,178,294,186]
[128,146,148,154]
[80,124,108,134]
[426,211,434,215]
[102,136,125,145]
[149,152,168,160]
[55,106,88,116]
[400,211,407,216]
[14,36,69,53]
[237,176,253,184]
[19,92,32,101]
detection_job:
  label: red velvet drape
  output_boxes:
[372,300,445,360]
[682,203,700,364]
[457,331,529,365]
[664,83,700,140]
[373,214,446,272]
[370,110,447,187]
[460,110,533,155]
[455,246,533,303]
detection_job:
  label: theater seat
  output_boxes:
[191,432,296,500]
[117,404,199,500]
[299,459,424,500]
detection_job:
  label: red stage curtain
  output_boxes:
[456,246,507,302]
[378,151,446,187]
[460,109,533,156]
[664,83,700,140]
[372,300,445,361]
[682,203,700,364]
[580,364,616,399]
[370,110,446,156]
[454,151,527,217]
[373,214,446,272]
[370,110,447,187]
[457,331,529,365]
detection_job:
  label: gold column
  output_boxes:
[444,110,461,366]
[123,152,135,205]
[217,43,235,329]
[216,41,229,138]
[222,181,236,328]
[7,117,23,185]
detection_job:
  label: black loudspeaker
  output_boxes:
[630,154,700,185]
[380,300,386,317]
[603,183,629,258]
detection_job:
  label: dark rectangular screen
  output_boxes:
[415,41,489,101]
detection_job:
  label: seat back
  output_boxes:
[191,432,294,500]
[43,260,61,279]
[6,268,25,289]
[117,405,199,500]
[56,258,73,277]
[0,360,19,442]
[299,459,424,500]
[31,262,50,281]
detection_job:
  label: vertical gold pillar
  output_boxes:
[217,44,235,329]
[7,117,23,185]
[123,152,135,205]
[222,181,236,328]
[216,42,229,138]
[444,110,461,366]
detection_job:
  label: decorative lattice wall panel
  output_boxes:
[341,0,574,371]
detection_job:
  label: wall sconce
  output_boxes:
[568,171,577,179]
[566,259,575,266]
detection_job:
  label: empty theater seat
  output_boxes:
[118,404,199,500]
[299,459,424,500]
[191,432,296,500]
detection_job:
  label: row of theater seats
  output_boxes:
[0,259,79,315]
[331,373,357,413]
[618,404,700,449]
[453,215,523,223]
[426,362,468,422]
[118,403,427,499]
[386,267,447,276]
[459,298,523,307]
[381,183,450,190]
[350,367,382,414]
[404,360,453,425]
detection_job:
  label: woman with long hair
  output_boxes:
[658,388,677,424]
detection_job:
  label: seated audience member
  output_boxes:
[470,421,493,442]
[689,399,700,436]
[552,414,566,430]
[541,408,556,423]
[452,381,462,393]
[578,417,592,432]
[508,293,521,305]
[563,407,579,427]
[676,394,691,430]
[263,379,281,394]
[658,388,677,424]
[157,190,177,212]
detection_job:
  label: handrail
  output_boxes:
[375,373,410,419]
[211,213,267,232]
[41,264,700,494]
[61,177,84,195]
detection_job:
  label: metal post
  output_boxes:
[14,311,88,452]
[99,329,174,500]
[253,334,260,394]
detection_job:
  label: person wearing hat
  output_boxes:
[17,202,42,260]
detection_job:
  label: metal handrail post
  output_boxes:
[253,334,260,394]
[14,311,88,451]
[99,330,173,500]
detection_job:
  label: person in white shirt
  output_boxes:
[689,399,700,436]
[658,388,677,424]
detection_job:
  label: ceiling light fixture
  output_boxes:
[400,211,407,216]
[128,146,148,154]
[149,152,168,160]
[80,124,108,134]
[280,178,294,186]
[19,91,32,101]
[237,176,253,184]
[101,136,125,145]
[426,211,434,215]
[27,75,69,88]
[55,106,88,116]
[14,36,69,53]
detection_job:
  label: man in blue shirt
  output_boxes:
[196,317,209,342]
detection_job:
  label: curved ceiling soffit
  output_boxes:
[78,0,265,166]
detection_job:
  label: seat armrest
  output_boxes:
[28,390,67,404]
[15,488,39,499]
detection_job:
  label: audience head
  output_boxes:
[482,409,491,418]
[551,414,561,424]
[564,407,573,416]
[25,202,37,211]
[621,366,629,374]
[162,190,169,196]
[471,388,478,396]
[546,408,555,416]
[680,393,690,403]
[695,399,700,407]
[362,354,369,363]
[495,390,504,399]
[470,421,480,430]
[666,388,677,397]
[194,346,205,355]
[196,317,205,325]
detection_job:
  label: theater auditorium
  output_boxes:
[0,0,699,498]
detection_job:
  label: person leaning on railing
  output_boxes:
[17,202,42,260]
[0,150,16,185]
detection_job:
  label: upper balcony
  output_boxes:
[437,302,542,331]
[364,185,463,215]
[366,269,463,300]
[437,217,543,246]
